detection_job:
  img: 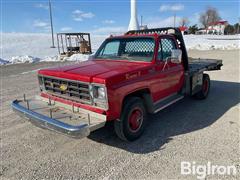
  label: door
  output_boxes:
[153,37,184,101]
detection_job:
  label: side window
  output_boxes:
[100,41,120,56]
[160,38,177,61]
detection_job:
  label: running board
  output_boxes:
[154,94,184,113]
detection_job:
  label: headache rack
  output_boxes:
[126,27,189,71]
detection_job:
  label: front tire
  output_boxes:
[114,97,147,141]
[194,74,210,100]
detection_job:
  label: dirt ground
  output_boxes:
[0,50,239,180]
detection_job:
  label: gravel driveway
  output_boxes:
[0,50,239,180]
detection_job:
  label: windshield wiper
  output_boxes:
[118,56,136,61]
[95,55,137,61]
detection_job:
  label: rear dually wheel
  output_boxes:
[194,73,210,100]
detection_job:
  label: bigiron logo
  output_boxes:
[181,161,238,179]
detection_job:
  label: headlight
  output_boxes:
[91,84,108,110]
[92,86,106,100]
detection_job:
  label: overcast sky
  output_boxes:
[2,0,240,34]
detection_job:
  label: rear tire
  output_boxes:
[194,74,210,100]
[114,97,147,141]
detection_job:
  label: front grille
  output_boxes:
[40,76,92,105]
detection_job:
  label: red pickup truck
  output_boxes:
[12,28,223,141]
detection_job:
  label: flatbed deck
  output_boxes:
[188,58,223,76]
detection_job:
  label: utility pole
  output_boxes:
[49,0,55,48]
[238,18,240,34]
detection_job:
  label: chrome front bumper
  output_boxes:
[12,96,106,138]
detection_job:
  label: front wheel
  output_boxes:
[194,74,210,100]
[114,97,147,141]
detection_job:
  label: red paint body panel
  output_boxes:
[38,34,185,121]
[39,60,150,84]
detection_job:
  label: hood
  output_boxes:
[38,60,150,83]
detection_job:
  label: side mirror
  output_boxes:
[171,49,182,64]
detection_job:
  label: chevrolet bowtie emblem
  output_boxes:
[60,84,68,91]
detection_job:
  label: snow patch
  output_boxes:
[184,35,240,51]
[0,54,91,66]
[0,58,10,65]
[0,59,9,65]
[63,54,90,62]
[41,56,60,62]
[9,55,41,64]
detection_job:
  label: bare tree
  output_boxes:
[200,7,221,29]
[179,17,190,26]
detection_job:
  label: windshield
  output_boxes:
[95,38,155,62]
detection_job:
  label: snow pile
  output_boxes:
[38,54,91,62]
[9,55,41,64]
[1,54,91,65]
[0,58,9,65]
[63,54,90,61]
[40,56,60,62]
[184,35,240,50]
